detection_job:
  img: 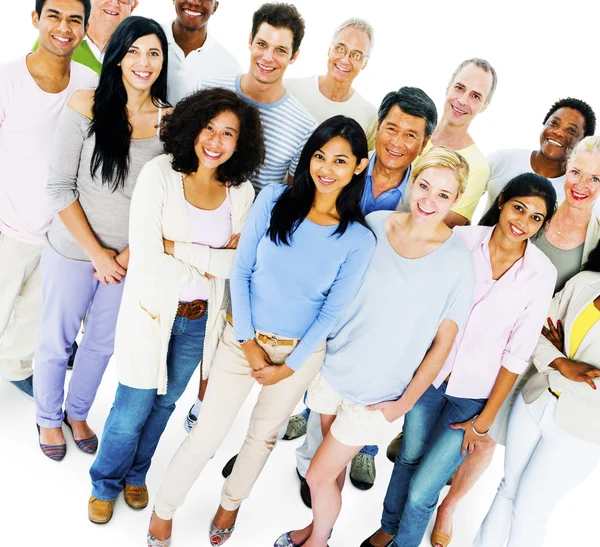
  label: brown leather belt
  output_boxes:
[226,313,298,348]
[177,299,208,320]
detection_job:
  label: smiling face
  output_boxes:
[375,105,429,172]
[326,26,370,84]
[194,109,240,170]
[539,107,586,163]
[309,136,368,197]
[33,0,86,57]
[563,151,600,211]
[498,195,548,241]
[248,23,297,85]
[90,0,137,36]
[174,0,218,31]
[119,34,164,93]
[443,63,493,128]
[409,167,461,224]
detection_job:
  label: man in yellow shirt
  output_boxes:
[422,58,496,228]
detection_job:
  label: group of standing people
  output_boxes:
[1,1,599,547]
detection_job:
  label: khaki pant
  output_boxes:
[154,323,325,518]
[0,233,43,381]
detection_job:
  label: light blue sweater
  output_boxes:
[230,184,376,370]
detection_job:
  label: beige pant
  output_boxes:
[154,323,325,518]
[0,233,43,381]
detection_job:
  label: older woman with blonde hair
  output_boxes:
[277,147,476,547]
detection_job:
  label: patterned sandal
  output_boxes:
[147,532,171,547]
[209,521,235,546]
[274,532,305,547]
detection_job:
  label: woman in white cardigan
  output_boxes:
[87,88,265,525]
[473,242,600,547]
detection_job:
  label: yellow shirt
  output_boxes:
[570,301,600,358]
[422,140,490,221]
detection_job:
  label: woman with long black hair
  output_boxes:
[34,16,168,462]
[147,115,376,546]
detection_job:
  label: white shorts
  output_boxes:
[306,373,391,447]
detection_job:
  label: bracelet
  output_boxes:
[471,414,489,437]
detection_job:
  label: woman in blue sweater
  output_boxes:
[147,115,376,546]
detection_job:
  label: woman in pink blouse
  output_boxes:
[363,173,558,547]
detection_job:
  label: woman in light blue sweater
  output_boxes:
[148,115,376,546]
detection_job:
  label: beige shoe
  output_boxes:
[124,484,149,509]
[88,496,115,524]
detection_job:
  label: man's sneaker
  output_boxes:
[349,453,376,490]
[386,432,403,463]
[283,412,308,440]
[10,375,34,401]
[184,405,197,433]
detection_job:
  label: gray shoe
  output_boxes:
[350,452,376,490]
[283,412,307,440]
[386,432,403,463]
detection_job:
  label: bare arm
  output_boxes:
[367,318,459,422]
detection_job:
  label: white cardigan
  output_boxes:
[112,154,255,394]
[523,271,600,444]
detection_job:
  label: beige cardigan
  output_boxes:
[112,154,255,394]
[523,270,600,444]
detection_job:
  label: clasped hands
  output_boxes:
[241,339,294,386]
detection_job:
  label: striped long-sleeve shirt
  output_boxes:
[200,75,317,192]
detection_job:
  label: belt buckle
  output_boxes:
[269,334,279,348]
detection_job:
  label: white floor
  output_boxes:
[1,359,597,547]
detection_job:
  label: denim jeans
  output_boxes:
[90,314,206,501]
[380,382,487,547]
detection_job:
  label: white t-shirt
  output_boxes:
[486,148,566,210]
[284,76,377,148]
[0,56,98,245]
[162,23,241,105]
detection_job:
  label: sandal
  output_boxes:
[147,511,172,546]
[431,529,452,547]
[209,520,235,546]
[274,532,306,547]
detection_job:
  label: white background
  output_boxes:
[1,1,599,546]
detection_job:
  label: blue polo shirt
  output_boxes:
[359,154,411,215]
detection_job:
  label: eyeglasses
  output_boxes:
[332,43,367,63]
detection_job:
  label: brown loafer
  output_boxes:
[88,496,115,524]
[124,484,149,509]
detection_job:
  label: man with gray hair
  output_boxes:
[400,58,496,228]
[289,86,438,501]
[285,17,377,148]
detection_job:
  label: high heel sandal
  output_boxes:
[209,520,235,546]
[147,512,172,546]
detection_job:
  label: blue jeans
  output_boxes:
[381,382,487,547]
[300,406,379,457]
[90,314,206,500]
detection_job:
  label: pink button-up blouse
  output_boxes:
[434,225,557,399]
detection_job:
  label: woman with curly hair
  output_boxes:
[87,86,265,526]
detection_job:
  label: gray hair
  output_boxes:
[448,58,498,104]
[568,135,600,165]
[331,18,374,56]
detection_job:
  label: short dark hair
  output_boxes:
[35,0,91,26]
[479,172,557,229]
[543,98,596,137]
[378,87,438,138]
[251,3,305,55]
[160,88,266,187]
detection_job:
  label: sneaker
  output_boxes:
[10,375,34,401]
[184,405,197,433]
[349,453,376,490]
[386,432,403,463]
[283,413,308,440]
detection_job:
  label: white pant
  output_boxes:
[473,391,600,547]
[296,406,323,477]
[0,233,43,381]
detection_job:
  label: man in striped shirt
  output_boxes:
[197,2,316,192]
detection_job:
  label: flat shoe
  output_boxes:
[360,532,393,547]
[209,520,235,546]
[36,424,66,461]
[431,529,452,547]
[63,413,98,454]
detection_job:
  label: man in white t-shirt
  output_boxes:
[0,0,98,399]
[163,0,241,104]
[285,18,377,148]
